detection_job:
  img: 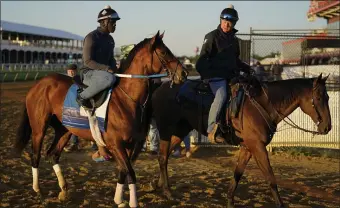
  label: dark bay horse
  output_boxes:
[151,74,331,207]
[14,31,187,207]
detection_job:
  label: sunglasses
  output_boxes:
[220,14,239,22]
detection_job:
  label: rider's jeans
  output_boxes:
[207,78,228,133]
[80,70,116,99]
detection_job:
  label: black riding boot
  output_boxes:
[76,90,91,109]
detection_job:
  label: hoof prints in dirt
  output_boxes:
[0,82,339,207]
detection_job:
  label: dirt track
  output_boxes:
[0,82,339,208]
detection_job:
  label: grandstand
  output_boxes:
[0,20,84,70]
[281,0,340,65]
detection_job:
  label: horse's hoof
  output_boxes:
[163,189,173,200]
[36,191,44,203]
[58,190,68,202]
[117,202,126,207]
[227,199,235,208]
[150,181,159,191]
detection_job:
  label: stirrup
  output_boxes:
[208,123,225,144]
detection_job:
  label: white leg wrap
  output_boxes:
[53,164,66,190]
[114,183,124,205]
[32,167,40,193]
[129,184,138,208]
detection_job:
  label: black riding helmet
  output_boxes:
[97,5,121,22]
[220,4,239,22]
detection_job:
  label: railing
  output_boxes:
[0,63,72,71]
[1,40,83,51]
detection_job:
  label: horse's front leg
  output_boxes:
[252,143,284,208]
[110,141,138,208]
[227,146,252,208]
[157,139,173,199]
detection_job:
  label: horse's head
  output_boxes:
[300,73,332,135]
[144,31,188,84]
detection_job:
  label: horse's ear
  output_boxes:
[322,74,330,82]
[159,30,165,39]
[313,73,323,87]
[150,30,160,46]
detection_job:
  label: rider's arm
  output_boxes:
[109,57,118,71]
[83,34,111,71]
[195,33,214,75]
[108,38,118,72]
[235,37,251,74]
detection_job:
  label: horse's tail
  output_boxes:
[14,103,32,155]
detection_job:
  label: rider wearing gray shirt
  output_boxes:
[77,5,120,107]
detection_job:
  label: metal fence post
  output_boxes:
[2,73,7,82]
[25,72,29,81]
[34,72,39,80]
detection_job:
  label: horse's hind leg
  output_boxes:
[47,117,72,201]
[226,146,252,208]
[252,143,284,208]
[28,108,51,198]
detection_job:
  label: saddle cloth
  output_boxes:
[176,80,244,119]
[61,84,112,132]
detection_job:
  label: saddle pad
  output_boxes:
[62,84,112,132]
[177,80,214,110]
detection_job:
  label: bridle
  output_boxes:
[116,42,184,122]
[153,45,182,88]
[258,82,325,136]
[311,87,323,126]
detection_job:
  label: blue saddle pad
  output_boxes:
[176,80,244,113]
[177,80,214,110]
[62,84,110,132]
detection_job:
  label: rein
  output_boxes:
[114,73,168,79]
[259,83,322,136]
[115,42,179,123]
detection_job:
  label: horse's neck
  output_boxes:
[267,82,304,124]
[118,60,148,105]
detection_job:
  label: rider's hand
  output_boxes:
[249,68,255,75]
[107,69,115,74]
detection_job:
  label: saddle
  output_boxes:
[177,79,246,122]
[73,75,112,109]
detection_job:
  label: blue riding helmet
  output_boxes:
[220,6,239,22]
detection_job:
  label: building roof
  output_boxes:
[0,20,84,41]
[307,0,340,21]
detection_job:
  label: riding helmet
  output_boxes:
[97,5,121,22]
[220,4,239,22]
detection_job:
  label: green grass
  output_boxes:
[272,146,339,159]
[0,70,64,82]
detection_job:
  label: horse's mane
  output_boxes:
[265,78,313,109]
[119,38,151,72]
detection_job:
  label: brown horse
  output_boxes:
[14,31,187,207]
[150,74,331,207]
